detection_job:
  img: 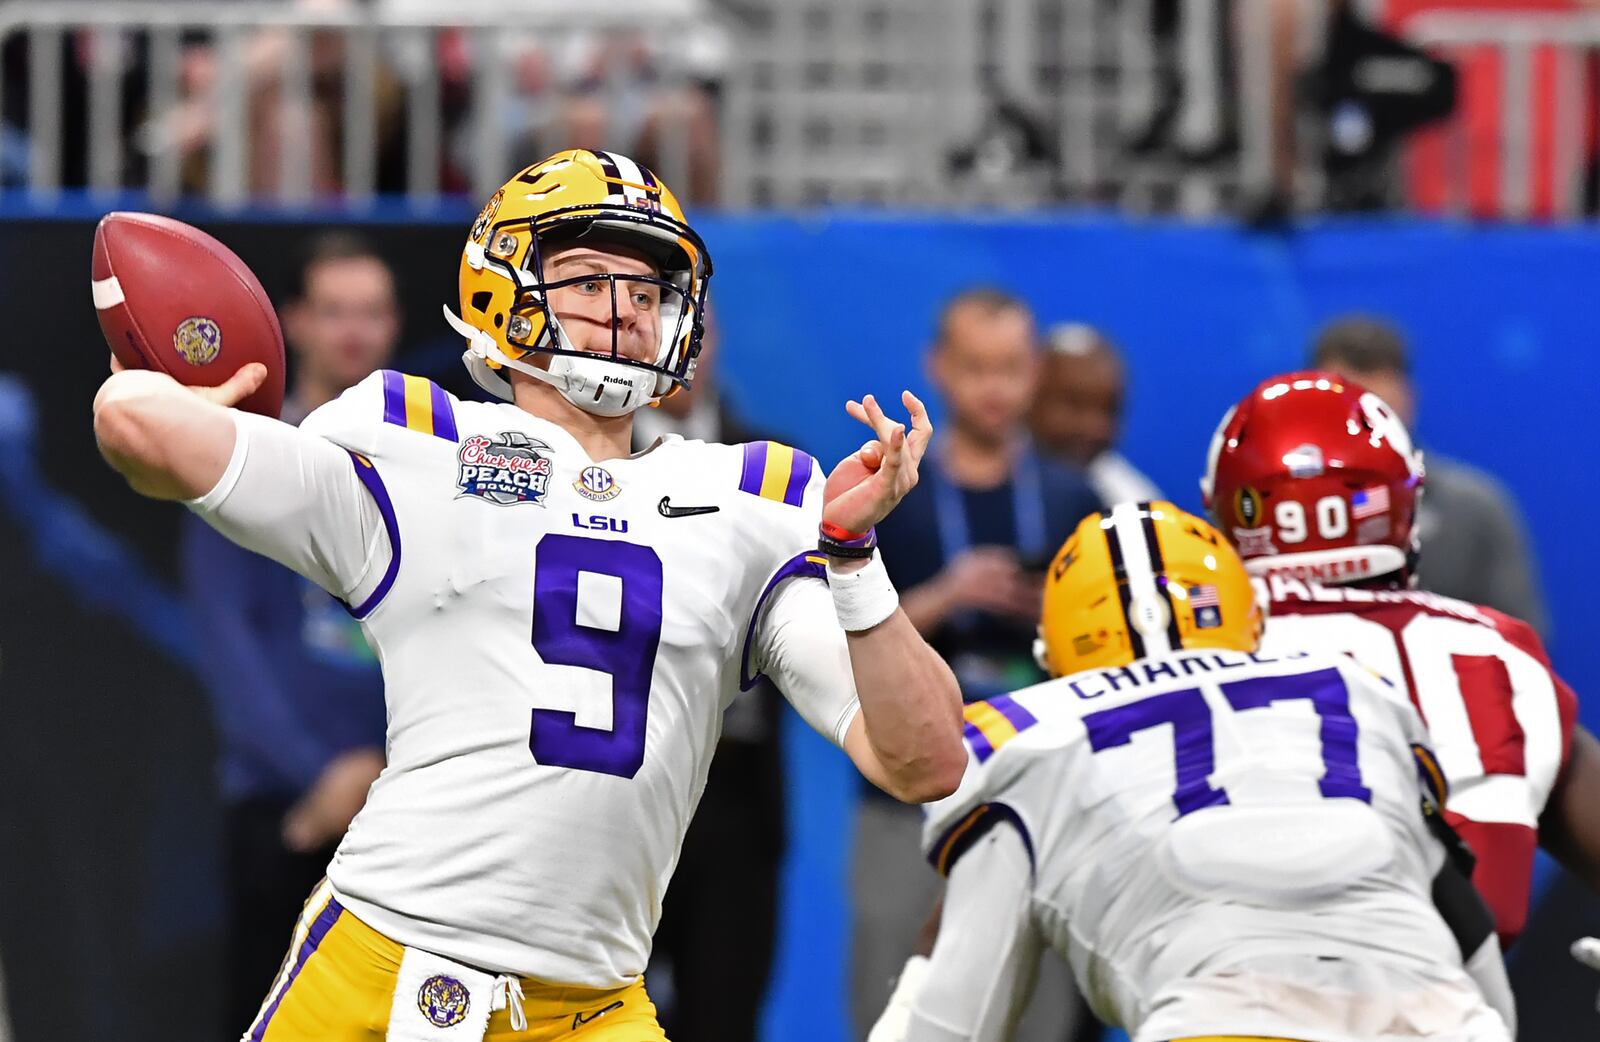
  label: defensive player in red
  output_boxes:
[1202,371,1600,954]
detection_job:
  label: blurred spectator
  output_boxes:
[853,287,1101,1042]
[145,0,406,198]
[381,0,726,203]
[182,232,397,1034]
[637,312,786,1042]
[1031,322,1161,507]
[1312,315,1549,635]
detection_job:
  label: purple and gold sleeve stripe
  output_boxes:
[961,694,1039,763]
[345,453,401,620]
[926,802,1035,877]
[738,441,814,507]
[739,551,829,690]
[381,370,458,442]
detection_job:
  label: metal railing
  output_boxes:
[0,0,713,209]
[1406,10,1600,220]
[722,0,1256,212]
[0,0,1348,215]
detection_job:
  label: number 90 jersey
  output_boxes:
[195,372,858,987]
[921,647,1481,1040]
[1257,575,1578,947]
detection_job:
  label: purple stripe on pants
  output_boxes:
[248,897,344,1042]
[738,442,769,496]
[380,370,406,428]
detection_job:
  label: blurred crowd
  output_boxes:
[166,237,1546,1042]
[0,0,1484,217]
[0,0,728,203]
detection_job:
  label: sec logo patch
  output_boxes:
[575,465,622,502]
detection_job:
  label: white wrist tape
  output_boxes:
[828,551,899,632]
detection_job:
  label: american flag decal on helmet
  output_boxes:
[1189,584,1222,629]
[1352,484,1391,520]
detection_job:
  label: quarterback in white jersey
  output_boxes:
[876,503,1511,1042]
[93,150,964,1042]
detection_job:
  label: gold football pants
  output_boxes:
[244,880,668,1042]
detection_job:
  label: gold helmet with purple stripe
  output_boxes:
[1035,501,1264,677]
[446,149,712,416]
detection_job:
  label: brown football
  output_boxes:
[91,211,285,418]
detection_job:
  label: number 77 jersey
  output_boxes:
[1258,575,1579,947]
[921,647,1486,1039]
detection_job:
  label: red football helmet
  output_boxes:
[1201,370,1425,586]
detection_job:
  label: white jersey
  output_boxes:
[189,370,860,986]
[917,646,1508,1042]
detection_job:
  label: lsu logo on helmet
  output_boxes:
[1036,501,1263,677]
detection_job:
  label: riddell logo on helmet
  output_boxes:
[1270,556,1373,582]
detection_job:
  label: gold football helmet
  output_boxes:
[1036,501,1264,677]
[445,149,712,416]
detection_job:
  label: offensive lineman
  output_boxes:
[876,502,1512,1042]
[1202,371,1600,949]
[92,150,965,1041]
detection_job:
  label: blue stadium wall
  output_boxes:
[1,205,1595,1042]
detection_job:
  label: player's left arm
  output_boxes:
[1540,723,1600,891]
[825,392,964,802]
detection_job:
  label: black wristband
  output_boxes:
[817,536,877,559]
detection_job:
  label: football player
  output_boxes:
[1202,371,1600,951]
[875,503,1513,1041]
[92,150,966,1042]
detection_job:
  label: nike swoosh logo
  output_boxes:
[658,496,720,518]
[573,1000,624,1028]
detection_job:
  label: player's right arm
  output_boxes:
[96,362,389,604]
[94,361,267,500]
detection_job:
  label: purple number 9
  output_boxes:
[530,534,663,778]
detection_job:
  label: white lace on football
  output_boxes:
[490,974,528,1032]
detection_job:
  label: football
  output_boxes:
[91,211,286,418]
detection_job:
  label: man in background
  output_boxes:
[855,287,1102,1042]
[181,232,398,1034]
[1311,315,1549,635]
[636,312,786,1042]
[1031,322,1161,507]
